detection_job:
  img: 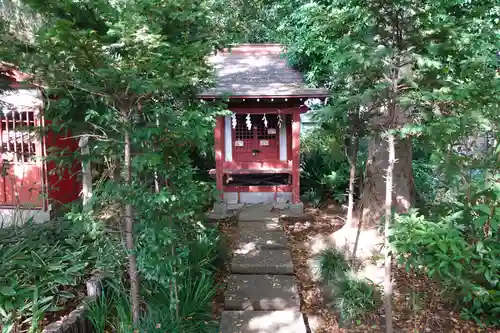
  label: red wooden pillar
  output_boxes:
[214,116,225,200]
[291,111,301,204]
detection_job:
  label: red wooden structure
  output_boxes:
[200,44,327,213]
[0,63,80,225]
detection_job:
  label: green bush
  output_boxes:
[144,273,216,333]
[300,129,351,204]
[317,249,380,326]
[413,160,439,207]
[391,208,500,326]
[333,277,379,326]
[0,220,119,333]
[319,248,350,282]
[86,254,218,333]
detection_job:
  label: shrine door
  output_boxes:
[232,114,280,162]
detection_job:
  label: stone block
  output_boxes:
[213,202,228,215]
[238,204,280,222]
[231,249,294,275]
[225,274,300,311]
[228,203,245,211]
[274,202,289,210]
[220,311,307,333]
[237,229,287,249]
[288,202,304,215]
[238,221,283,232]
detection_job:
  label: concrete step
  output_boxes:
[231,249,294,275]
[220,311,307,333]
[238,204,279,222]
[238,220,283,232]
[225,274,300,311]
[237,228,287,249]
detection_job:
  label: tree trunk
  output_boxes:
[346,136,360,259]
[361,135,413,228]
[384,133,394,333]
[346,136,358,229]
[79,136,92,211]
[123,128,140,325]
[333,133,413,259]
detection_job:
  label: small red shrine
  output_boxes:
[200,44,328,213]
[0,63,80,226]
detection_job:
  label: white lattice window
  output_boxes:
[0,109,38,163]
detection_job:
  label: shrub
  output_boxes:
[333,277,379,326]
[86,270,217,333]
[317,249,380,326]
[318,248,350,282]
[300,129,351,203]
[0,220,119,333]
[391,208,500,326]
[140,273,216,333]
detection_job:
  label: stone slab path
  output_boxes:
[220,204,307,333]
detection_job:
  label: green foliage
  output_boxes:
[392,207,500,326]
[140,274,216,333]
[318,248,350,282]
[86,261,218,333]
[85,279,132,333]
[301,128,353,204]
[85,288,112,333]
[278,0,498,326]
[136,216,221,289]
[333,277,379,326]
[318,249,380,326]
[0,220,122,333]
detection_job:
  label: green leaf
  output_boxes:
[0,286,16,296]
[474,204,491,215]
[0,305,8,318]
[56,291,75,299]
[48,306,65,312]
[438,242,447,253]
[65,263,87,274]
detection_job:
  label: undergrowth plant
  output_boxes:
[317,248,380,326]
[392,208,499,326]
[301,128,352,204]
[0,220,120,333]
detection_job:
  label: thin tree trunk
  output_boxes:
[346,135,359,257]
[123,127,140,325]
[384,132,395,333]
[79,136,92,210]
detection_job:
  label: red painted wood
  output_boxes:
[229,106,308,115]
[224,185,292,193]
[232,114,279,162]
[222,161,291,171]
[0,103,44,207]
[286,115,292,161]
[0,80,81,209]
[0,163,43,207]
[209,167,292,175]
[214,116,224,199]
[44,122,81,207]
[292,111,301,204]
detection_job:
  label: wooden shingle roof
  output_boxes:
[200,44,328,99]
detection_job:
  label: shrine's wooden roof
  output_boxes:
[199,44,328,99]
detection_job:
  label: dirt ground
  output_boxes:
[282,202,497,333]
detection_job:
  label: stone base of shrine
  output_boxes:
[0,207,51,228]
[223,191,292,205]
[211,191,295,215]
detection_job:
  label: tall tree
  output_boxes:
[278,0,498,255]
[2,0,230,323]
